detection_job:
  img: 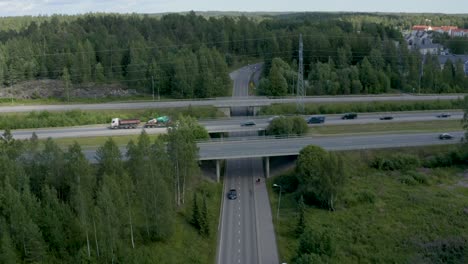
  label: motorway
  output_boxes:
[5,110,463,140]
[217,64,279,264]
[198,131,465,160]
[80,131,465,162]
[0,94,464,113]
[218,147,259,264]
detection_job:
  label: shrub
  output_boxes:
[408,171,430,185]
[266,116,308,136]
[259,99,463,116]
[356,190,377,204]
[272,171,299,193]
[371,153,421,171]
[296,229,335,258]
[399,175,418,185]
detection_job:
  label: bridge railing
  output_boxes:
[196,134,310,144]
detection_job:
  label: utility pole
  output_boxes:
[296,34,305,113]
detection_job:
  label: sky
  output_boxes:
[0,0,467,17]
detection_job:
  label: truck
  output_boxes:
[144,116,171,128]
[110,118,140,129]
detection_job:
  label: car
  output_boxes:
[379,116,394,120]
[307,115,325,124]
[227,189,237,200]
[439,133,454,140]
[241,120,256,126]
[437,113,451,118]
[267,116,280,123]
[341,112,357,119]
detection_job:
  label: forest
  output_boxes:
[0,116,216,263]
[0,12,468,99]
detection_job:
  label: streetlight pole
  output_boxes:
[273,184,282,219]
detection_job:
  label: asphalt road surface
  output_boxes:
[217,156,259,264]
[198,131,465,160]
[0,94,463,113]
[217,63,279,264]
[5,110,463,140]
[80,131,465,162]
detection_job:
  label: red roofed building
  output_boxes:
[412,25,431,31]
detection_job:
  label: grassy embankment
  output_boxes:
[0,95,163,105]
[0,106,224,130]
[268,145,468,263]
[259,99,464,116]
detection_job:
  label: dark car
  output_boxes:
[437,113,451,118]
[439,133,454,140]
[227,189,237,200]
[308,115,326,124]
[342,112,357,119]
[379,116,394,120]
[241,120,256,126]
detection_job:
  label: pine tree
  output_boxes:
[0,218,17,264]
[295,195,306,236]
[200,194,209,237]
[94,62,105,83]
[191,193,200,230]
[62,67,72,102]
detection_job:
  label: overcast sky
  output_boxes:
[0,0,467,17]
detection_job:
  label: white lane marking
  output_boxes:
[238,221,241,226]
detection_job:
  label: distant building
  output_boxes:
[412,25,468,37]
[438,55,468,75]
[450,29,468,37]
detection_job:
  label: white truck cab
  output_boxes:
[111,118,120,129]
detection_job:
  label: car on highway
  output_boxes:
[341,112,357,119]
[267,116,280,123]
[437,113,451,118]
[227,189,237,200]
[379,116,394,120]
[307,115,325,124]
[439,133,454,140]
[240,120,256,126]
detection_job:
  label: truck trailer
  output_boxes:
[144,116,171,128]
[110,118,140,129]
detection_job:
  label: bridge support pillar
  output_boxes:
[253,106,261,116]
[216,159,221,182]
[264,156,270,178]
[218,107,231,117]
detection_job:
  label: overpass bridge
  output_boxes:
[81,131,464,181]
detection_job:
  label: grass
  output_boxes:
[0,106,225,129]
[268,145,468,263]
[309,120,463,135]
[0,95,162,106]
[259,99,465,116]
